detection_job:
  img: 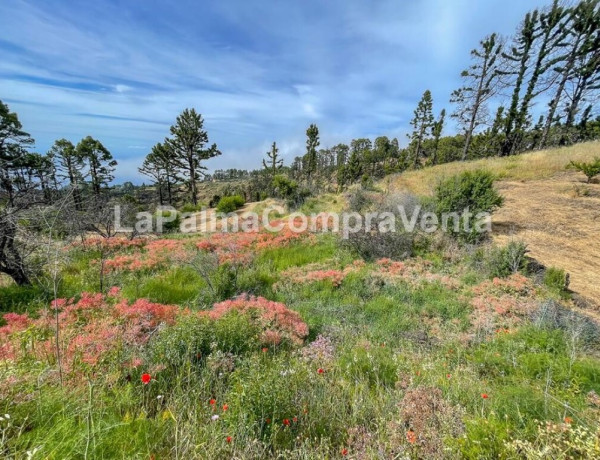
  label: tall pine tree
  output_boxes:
[167,109,220,206]
[408,90,434,168]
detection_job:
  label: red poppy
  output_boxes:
[446,374,451,379]
[283,418,290,426]
[341,448,348,456]
[226,436,232,443]
[406,430,417,444]
[293,417,298,423]
[209,399,216,405]
[222,404,229,411]
[564,416,573,424]
[317,368,324,374]
[141,373,151,384]
[481,393,489,399]
[262,347,268,353]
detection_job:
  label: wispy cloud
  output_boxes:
[0,0,535,182]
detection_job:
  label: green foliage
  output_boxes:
[216,195,245,213]
[179,202,205,213]
[544,266,569,293]
[271,174,298,199]
[338,343,397,387]
[478,240,529,278]
[570,157,600,182]
[153,210,181,233]
[434,170,503,243]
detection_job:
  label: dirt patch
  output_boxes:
[493,171,600,307]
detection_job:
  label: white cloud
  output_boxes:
[0,0,537,183]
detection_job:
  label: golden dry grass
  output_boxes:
[385,141,600,196]
[384,141,600,308]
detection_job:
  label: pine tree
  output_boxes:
[563,2,600,132]
[76,136,117,199]
[431,109,446,165]
[539,0,600,148]
[500,10,540,156]
[451,34,503,160]
[408,90,434,168]
[346,148,363,183]
[304,124,320,183]
[262,141,283,177]
[139,148,167,205]
[0,100,34,206]
[515,1,569,150]
[167,108,220,205]
[50,138,84,208]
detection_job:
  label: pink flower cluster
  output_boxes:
[195,227,311,266]
[374,258,460,290]
[470,274,537,336]
[0,293,182,379]
[278,260,365,288]
[206,294,309,345]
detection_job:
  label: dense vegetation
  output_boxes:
[1,0,600,458]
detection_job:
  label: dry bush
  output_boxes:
[342,192,421,261]
[389,387,464,459]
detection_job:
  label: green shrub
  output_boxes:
[543,267,569,293]
[272,174,298,199]
[570,157,600,183]
[179,202,205,213]
[434,170,503,243]
[149,312,260,368]
[216,195,245,213]
[153,210,181,233]
[481,241,529,278]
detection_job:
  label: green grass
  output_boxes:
[1,232,599,458]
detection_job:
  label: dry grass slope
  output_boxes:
[385,141,600,307]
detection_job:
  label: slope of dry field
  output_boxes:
[386,141,600,307]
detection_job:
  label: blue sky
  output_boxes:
[1,0,539,183]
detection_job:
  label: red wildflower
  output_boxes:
[266,418,271,424]
[406,430,417,444]
[341,448,348,456]
[564,416,573,424]
[262,347,268,353]
[293,417,298,423]
[317,368,324,374]
[209,399,216,405]
[481,393,489,399]
[141,373,151,384]
[226,436,232,443]
[283,418,290,426]
[222,404,229,411]
[446,374,451,379]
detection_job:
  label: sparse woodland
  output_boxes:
[1,0,600,458]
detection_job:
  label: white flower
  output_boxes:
[211,414,220,421]
[4,414,9,419]
[157,395,163,400]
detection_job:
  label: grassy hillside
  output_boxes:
[1,143,600,458]
[382,142,600,308]
[384,141,600,195]
[1,219,600,458]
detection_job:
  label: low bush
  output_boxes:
[478,240,529,278]
[342,192,418,261]
[543,266,569,293]
[216,195,245,213]
[434,170,503,243]
[570,157,600,183]
[179,202,205,213]
[153,210,181,233]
